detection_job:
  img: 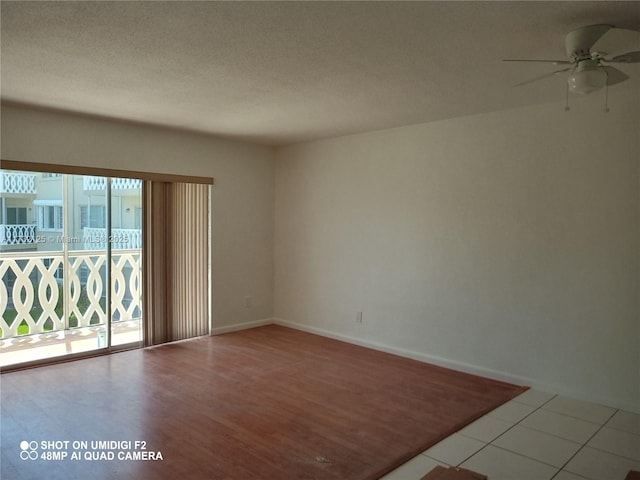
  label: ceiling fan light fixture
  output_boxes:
[567,63,607,94]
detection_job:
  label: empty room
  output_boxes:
[1,2,638,480]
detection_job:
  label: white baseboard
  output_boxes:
[272,317,528,385]
[272,317,639,414]
[211,318,273,335]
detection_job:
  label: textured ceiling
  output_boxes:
[1,1,639,146]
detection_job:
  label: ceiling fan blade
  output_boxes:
[514,67,572,87]
[605,50,640,63]
[503,59,572,65]
[566,24,612,57]
[604,66,630,86]
[592,27,640,59]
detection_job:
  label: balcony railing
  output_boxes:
[83,177,142,191]
[0,224,37,246]
[0,249,141,339]
[0,172,37,194]
[83,228,142,250]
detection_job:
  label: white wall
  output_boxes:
[1,103,275,331]
[274,91,640,413]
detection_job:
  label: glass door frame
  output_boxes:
[0,171,144,371]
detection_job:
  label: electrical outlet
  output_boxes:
[356,311,363,323]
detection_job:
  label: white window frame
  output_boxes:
[80,205,106,229]
[6,207,28,225]
[34,200,64,231]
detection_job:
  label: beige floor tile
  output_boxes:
[512,389,555,408]
[422,433,485,466]
[553,470,590,480]
[564,446,640,480]
[488,400,537,423]
[606,410,640,436]
[458,415,514,443]
[587,427,640,461]
[492,425,581,467]
[520,409,601,443]
[542,396,616,425]
[460,445,557,480]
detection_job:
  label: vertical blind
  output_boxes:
[144,181,211,345]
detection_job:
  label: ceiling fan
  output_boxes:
[504,24,640,96]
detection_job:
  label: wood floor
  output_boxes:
[1,325,526,480]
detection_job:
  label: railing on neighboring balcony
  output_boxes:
[0,224,37,246]
[0,249,142,338]
[83,176,142,191]
[0,172,37,194]
[83,228,142,250]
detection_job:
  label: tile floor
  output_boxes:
[381,389,640,480]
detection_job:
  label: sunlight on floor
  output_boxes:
[0,320,142,367]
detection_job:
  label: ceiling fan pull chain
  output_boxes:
[564,82,570,111]
[604,81,610,113]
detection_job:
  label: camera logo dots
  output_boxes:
[20,440,38,460]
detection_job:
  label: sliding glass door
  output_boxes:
[108,177,143,346]
[0,170,143,367]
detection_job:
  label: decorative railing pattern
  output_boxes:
[0,250,142,338]
[83,228,142,250]
[0,172,37,194]
[83,176,142,191]
[0,224,37,245]
[111,252,142,321]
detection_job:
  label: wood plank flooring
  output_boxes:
[1,325,526,480]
